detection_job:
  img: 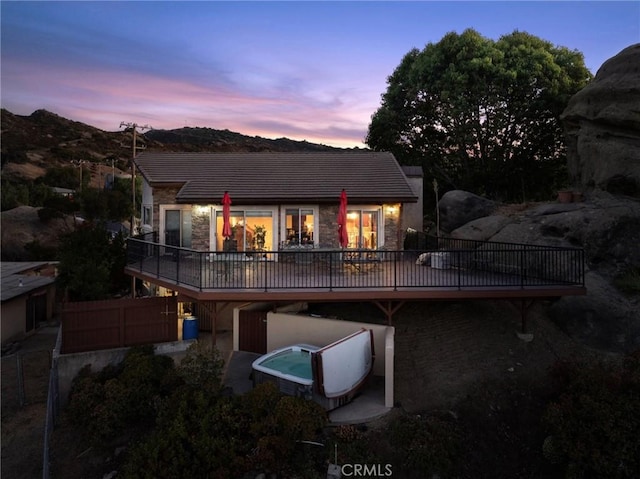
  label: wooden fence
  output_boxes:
[61,296,178,354]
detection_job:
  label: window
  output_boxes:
[164,209,192,247]
[284,208,315,245]
[142,205,152,227]
[346,209,380,249]
[216,209,274,252]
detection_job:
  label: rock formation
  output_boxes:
[561,43,640,197]
[438,190,497,234]
[447,191,640,353]
[440,45,640,353]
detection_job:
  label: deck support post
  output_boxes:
[510,299,536,334]
[198,301,233,347]
[372,300,405,325]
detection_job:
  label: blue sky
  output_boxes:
[2,1,638,147]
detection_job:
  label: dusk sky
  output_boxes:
[2,1,639,148]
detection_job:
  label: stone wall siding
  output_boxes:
[191,210,210,250]
[152,187,401,250]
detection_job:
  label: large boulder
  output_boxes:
[549,271,640,353]
[561,43,640,197]
[487,192,640,274]
[1,206,74,261]
[450,192,640,354]
[450,215,513,242]
[438,190,497,233]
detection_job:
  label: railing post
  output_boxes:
[264,255,268,292]
[329,252,333,292]
[393,250,398,291]
[175,247,180,285]
[199,252,203,291]
[520,246,525,289]
[156,243,160,277]
[457,250,461,289]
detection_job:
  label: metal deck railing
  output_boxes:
[125,235,585,292]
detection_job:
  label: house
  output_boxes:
[134,151,421,253]
[1,262,58,345]
[126,149,586,350]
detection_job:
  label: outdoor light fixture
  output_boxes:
[195,205,210,216]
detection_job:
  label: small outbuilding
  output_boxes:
[1,262,58,344]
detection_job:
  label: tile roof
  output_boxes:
[134,151,418,204]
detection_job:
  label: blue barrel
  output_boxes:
[183,316,199,340]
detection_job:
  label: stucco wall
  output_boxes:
[403,175,424,232]
[55,338,195,407]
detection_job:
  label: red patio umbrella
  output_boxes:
[222,191,232,238]
[337,189,348,248]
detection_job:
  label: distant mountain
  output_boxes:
[1,109,356,184]
[145,127,344,152]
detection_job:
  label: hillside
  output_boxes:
[0,109,355,260]
[1,108,348,183]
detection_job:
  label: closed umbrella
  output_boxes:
[338,189,348,248]
[222,191,232,238]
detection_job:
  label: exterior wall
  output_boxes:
[191,208,210,251]
[151,185,402,251]
[264,312,392,377]
[44,284,57,323]
[152,186,181,234]
[0,283,55,345]
[383,203,401,249]
[1,298,26,344]
[263,311,395,408]
[317,204,339,248]
[403,175,424,232]
[55,338,193,407]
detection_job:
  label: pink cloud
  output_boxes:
[2,59,374,148]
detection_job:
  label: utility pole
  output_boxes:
[120,122,151,299]
[119,122,151,236]
[71,159,87,192]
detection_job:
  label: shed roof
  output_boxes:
[134,151,418,204]
[1,262,57,302]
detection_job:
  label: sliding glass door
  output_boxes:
[215,209,274,252]
[346,209,380,249]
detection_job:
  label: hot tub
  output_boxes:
[252,329,374,410]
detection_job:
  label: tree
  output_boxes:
[56,224,129,300]
[366,29,592,203]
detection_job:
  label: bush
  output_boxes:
[123,391,249,479]
[123,380,328,478]
[66,347,180,443]
[543,353,640,478]
[387,413,461,478]
[176,341,225,393]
